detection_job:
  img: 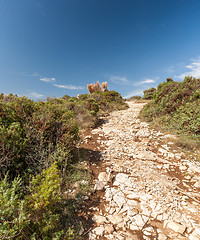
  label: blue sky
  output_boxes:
[1,0,200,99]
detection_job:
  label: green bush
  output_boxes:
[143,87,156,100]
[0,175,29,239]
[0,162,76,240]
[0,95,79,180]
[140,76,200,139]
[0,90,128,239]
[128,96,142,100]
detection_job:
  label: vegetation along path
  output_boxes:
[83,101,200,240]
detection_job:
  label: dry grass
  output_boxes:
[87,81,108,94]
[102,82,108,91]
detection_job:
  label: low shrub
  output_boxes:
[143,87,156,100]
[140,76,200,144]
[128,96,142,100]
[0,89,127,239]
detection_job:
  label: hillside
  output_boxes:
[1,77,200,239]
[140,76,200,148]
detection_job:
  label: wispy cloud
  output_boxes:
[27,72,40,77]
[109,75,156,86]
[109,75,128,84]
[40,77,56,83]
[135,78,156,85]
[142,79,155,84]
[53,84,84,90]
[124,90,144,99]
[27,90,44,99]
[175,58,200,79]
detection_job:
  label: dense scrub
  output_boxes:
[0,91,127,239]
[140,76,200,144]
[143,87,156,100]
[128,96,142,100]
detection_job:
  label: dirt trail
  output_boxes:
[82,102,200,240]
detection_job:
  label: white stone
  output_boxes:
[143,227,154,235]
[113,191,126,208]
[126,193,139,199]
[189,233,200,240]
[168,152,175,158]
[92,215,107,224]
[179,165,187,171]
[127,208,138,217]
[105,188,113,199]
[105,225,114,234]
[98,172,109,182]
[127,199,138,206]
[194,181,200,188]
[114,173,132,186]
[130,214,147,230]
[85,135,92,140]
[158,233,167,240]
[107,214,124,225]
[164,220,186,234]
[94,181,105,190]
[92,226,105,236]
[130,223,139,231]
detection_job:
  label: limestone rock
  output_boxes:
[98,172,109,182]
[107,214,124,225]
[126,193,139,199]
[94,180,105,191]
[164,220,186,234]
[105,224,114,234]
[113,191,126,208]
[158,233,168,240]
[92,226,105,236]
[114,173,132,186]
[194,181,200,188]
[92,215,106,224]
[130,214,148,230]
[189,232,200,240]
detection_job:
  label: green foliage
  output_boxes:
[143,87,156,100]
[0,163,77,239]
[26,162,62,239]
[128,96,142,100]
[0,175,29,239]
[0,95,79,179]
[28,162,61,209]
[0,90,127,239]
[140,76,200,141]
[92,90,128,112]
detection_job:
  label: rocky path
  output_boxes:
[83,102,200,240]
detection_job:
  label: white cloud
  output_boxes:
[109,75,128,84]
[175,58,200,79]
[27,91,44,99]
[142,79,155,84]
[134,78,156,86]
[29,72,40,77]
[40,77,56,82]
[53,84,84,90]
[140,79,155,84]
[123,90,144,99]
